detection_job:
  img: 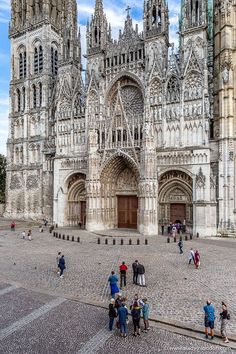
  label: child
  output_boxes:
[22,231,26,239]
[142,298,150,332]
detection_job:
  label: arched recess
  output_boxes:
[100,153,140,229]
[159,170,193,230]
[66,173,86,227]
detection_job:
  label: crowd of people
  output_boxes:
[108,293,150,337]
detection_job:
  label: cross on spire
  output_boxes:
[125,5,131,17]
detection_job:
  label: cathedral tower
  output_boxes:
[5,1,66,220]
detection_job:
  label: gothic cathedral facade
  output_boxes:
[4,0,236,236]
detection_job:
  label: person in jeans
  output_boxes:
[137,263,146,287]
[178,239,183,254]
[132,260,139,284]
[220,302,229,343]
[108,298,117,331]
[131,301,141,336]
[118,303,128,337]
[119,261,128,288]
[203,300,215,339]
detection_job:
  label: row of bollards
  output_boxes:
[53,232,80,243]
[98,238,148,245]
[167,233,197,243]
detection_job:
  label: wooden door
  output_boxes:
[118,196,138,229]
[170,204,186,224]
[80,201,86,227]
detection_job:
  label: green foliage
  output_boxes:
[0,154,6,203]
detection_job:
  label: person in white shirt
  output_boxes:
[188,248,195,264]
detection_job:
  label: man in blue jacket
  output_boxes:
[203,300,215,339]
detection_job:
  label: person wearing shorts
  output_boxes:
[203,300,215,339]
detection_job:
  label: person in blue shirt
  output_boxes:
[108,271,119,298]
[118,303,128,337]
[203,300,215,339]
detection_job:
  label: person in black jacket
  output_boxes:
[220,302,229,343]
[58,255,66,278]
[108,298,117,331]
[132,260,139,284]
[131,301,141,336]
[137,263,146,287]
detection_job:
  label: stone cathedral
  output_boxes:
[4,0,236,236]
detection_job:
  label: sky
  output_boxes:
[0,0,181,156]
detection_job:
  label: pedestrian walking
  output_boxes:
[194,250,200,268]
[132,260,139,284]
[118,302,128,337]
[172,225,177,237]
[178,239,183,254]
[119,261,128,288]
[203,300,215,339]
[108,298,117,331]
[220,302,230,343]
[142,297,150,332]
[58,255,66,278]
[28,229,32,241]
[161,224,164,235]
[21,230,26,239]
[56,252,61,273]
[10,221,16,231]
[137,263,146,286]
[188,248,195,264]
[115,293,123,309]
[108,271,119,298]
[131,301,141,336]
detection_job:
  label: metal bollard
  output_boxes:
[59,234,61,239]
[77,237,80,243]
[121,238,123,245]
[174,237,176,243]
[129,239,132,245]
[197,232,199,238]
[113,239,116,245]
[98,238,100,244]
[62,234,65,240]
[179,236,182,241]
[67,235,70,241]
[185,235,188,241]
[137,239,140,245]
[167,237,170,243]
[105,238,108,245]
[56,224,58,228]
[55,233,58,238]
[53,232,55,237]
[145,238,148,245]
[190,234,193,240]
[71,236,74,242]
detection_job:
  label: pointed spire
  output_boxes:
[95,0,103,15]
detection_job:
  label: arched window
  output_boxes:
[33,85,37,108]
[17,89,21,112]
[19,50,27,79]
[167,77,180,103]
[34,45,43,74]
[22,87,25,111]
[39,83,42,107]
[51,46,58,75]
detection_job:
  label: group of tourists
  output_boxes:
[204,300,230,343]
[108,260,146,298]
[56,252,66,278]
[108,293,150,337]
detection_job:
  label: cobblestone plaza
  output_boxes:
[0,220,236,353]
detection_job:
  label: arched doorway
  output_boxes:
[67,173,86,227]
[100,153,139,229]
[159,170,193,231]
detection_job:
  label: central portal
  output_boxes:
[117,196,138,229]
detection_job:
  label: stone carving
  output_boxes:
[10,175,22,190]
[26,175,39,190]
[196,168,206,188]
[116,168,137,191]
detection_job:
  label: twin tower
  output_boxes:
[5,0,236,237]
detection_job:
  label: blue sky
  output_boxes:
[0,0,181,156]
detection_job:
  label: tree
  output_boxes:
[0,154,6,203]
